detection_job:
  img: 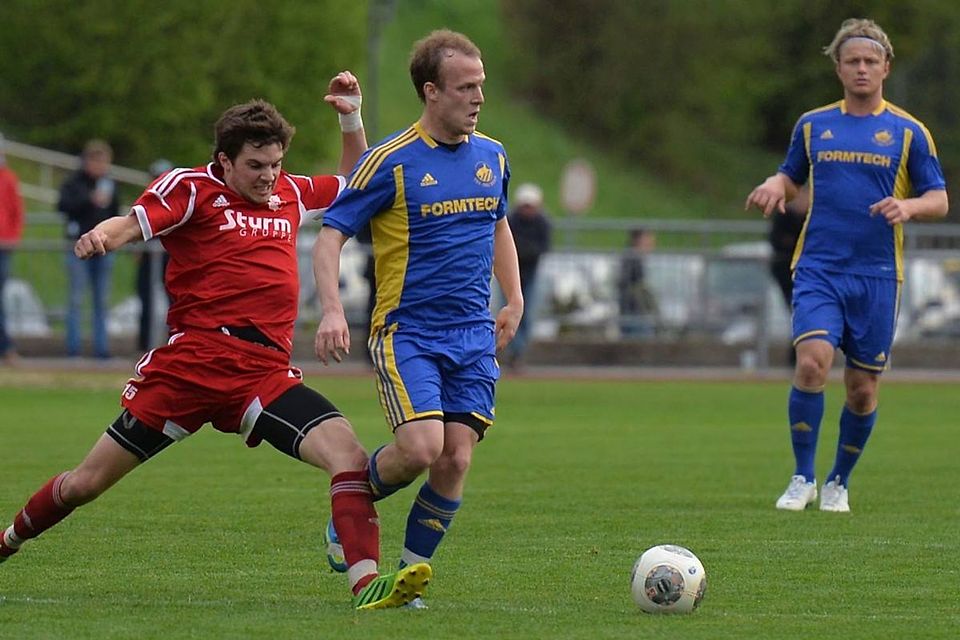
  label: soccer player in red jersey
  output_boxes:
[0,72,430,609]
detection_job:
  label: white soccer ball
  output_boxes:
[630,544,707,614]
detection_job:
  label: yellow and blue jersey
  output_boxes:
[779,100,946,281]
[323,121,510,332]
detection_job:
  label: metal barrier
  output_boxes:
[4,138,151,206]
[7,213,960,366]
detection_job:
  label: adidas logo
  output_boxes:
[418,518,446,532]
[820,129,834,140]
[213,194,229,208]
[420,173,438,187]
[875,352,887,363]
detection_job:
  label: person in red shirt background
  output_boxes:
[0,73,431,610]
[0,132,25,365]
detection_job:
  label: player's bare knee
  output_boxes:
[59,469,108,506]
[405,447,442,473]
[794,353,828,387]
[845,384,877,414]
[433,448,472,480]
[396,440,443,474]
[299,417,367,472]
[322,420,369,470]
[341,442,370,471]
[394,421,445,472]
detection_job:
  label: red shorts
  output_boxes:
[120,329,303,446]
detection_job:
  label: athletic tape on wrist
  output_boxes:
[337,95,363,132]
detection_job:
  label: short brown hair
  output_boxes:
[82,139,113,160]
[823,18,894,63]
[213,99,295,162]
[409,29,481,102]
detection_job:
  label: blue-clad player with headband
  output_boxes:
[746,18,948,513]
[313,29,523,606]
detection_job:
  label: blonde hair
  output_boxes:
[823,18,894,63]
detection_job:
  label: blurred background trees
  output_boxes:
[2,0,958,216]
[0,1,365,173]
[503,0,960,207]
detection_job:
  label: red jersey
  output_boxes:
[131,163,343,355]
[0,166,24,245]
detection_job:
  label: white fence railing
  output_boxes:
[8,215,960,367]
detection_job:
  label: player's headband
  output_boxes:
[840,36,888,56]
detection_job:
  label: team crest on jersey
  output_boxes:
[268,194,283,211]
[474,162,496,187]
[873,129,895,146]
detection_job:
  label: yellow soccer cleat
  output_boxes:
[353,563,432,610]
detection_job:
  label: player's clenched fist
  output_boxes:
[74,229,108,258]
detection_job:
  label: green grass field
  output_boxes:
[0,372,957,639]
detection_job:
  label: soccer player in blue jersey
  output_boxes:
[746,18,948,513]
[313,30,523,604]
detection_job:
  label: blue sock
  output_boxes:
[788,387,824,482]
[826,406,876,488]
[399,483,460,568]
[367,445,412,501]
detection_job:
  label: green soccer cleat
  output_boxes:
[353,563,432,610]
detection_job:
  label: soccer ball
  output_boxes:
[630,544,707,614]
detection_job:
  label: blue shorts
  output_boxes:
[791,268,901,373]
[368,323,500,437]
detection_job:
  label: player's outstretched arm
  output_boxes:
[313,226,352,365]
[324,70,368,176]
[74,214,143,259]
[492,217,523,352]
[745,173,800,218]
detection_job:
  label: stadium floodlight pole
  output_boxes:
[365,0,398,141]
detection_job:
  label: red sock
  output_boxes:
[13,472,75,541]
[330,470,380,594]
[0,534,17,559]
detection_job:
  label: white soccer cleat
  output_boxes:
[776,475,817,511]
[819,476,850,513]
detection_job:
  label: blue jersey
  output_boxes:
[323,121,510,332]
[779,100,946,281]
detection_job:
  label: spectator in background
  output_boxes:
[58,139,119,359]
[136,158,173,351]
[768,186,808,366]
[618,227,658,337]
[0,133,25,365]
[504,182,551,369]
